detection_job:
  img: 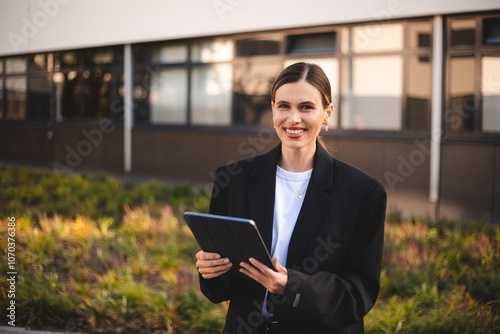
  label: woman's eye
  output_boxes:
[278,104,289,109]
[301,105,313,110]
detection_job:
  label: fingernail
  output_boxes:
[224,258,229,263]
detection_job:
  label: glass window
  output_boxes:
[28,54,49,72]
[287,32,336,55]
[6,76,26,120]
[54,52,79,71]
[152,44,188,64]
[233,61,281,126]
[84,70,113,121]
[236,38,281,57]
[133,71,151,123]
[85,49,114,67]
[150,68,188,124]
[451,19,476,47]
[483,17,500,45]
[351,23,403,53]
[27,76,51,121]
[448,56,476,131]
[6,57,27,74]
[341,56,403,130]
[191,39,233,62]
[407,55,431,130]
[284,58,339,129]
[58,71,82,122]
[408,21,432,49]
[481,55,500,132]
[0,59,3,75]
[0,79,3,119]
[191,64,232,126]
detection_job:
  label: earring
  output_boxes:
[325,123,329,132]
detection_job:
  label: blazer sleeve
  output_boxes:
[270,182,386,328]
[198,167,234,304]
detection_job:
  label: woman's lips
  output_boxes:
[284,127,306,138]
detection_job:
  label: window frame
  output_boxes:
[445,12,500,139]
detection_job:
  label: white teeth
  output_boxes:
[286,129,305,134]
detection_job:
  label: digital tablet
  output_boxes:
[183,211,276,278]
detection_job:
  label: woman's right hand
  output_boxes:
[196,251,232,279]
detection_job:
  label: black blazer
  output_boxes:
[200,141,386,334]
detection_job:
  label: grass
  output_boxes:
[0,166,499,333]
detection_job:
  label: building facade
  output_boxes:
[0,0,499,221]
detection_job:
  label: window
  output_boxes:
[340,21,431,131]
[341,56,403,130]
[191,39,233,126]
[451,19,476,47]
[483,18,500,44]
[52,47,124,123]
[4,57,27,121]
[287,32,336,55]
[481,55,500,132]
[134,38,233,126]
[446,15,500,134]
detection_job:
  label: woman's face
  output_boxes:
[272,80,332,153]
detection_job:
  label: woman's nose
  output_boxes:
[288,108,300,124]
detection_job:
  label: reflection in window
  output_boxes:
[481,55,500,132]
[84,70,113,121]
[27,76,51,121]
[449,56,475,131]
[451,19,476,47]
[54,52,79,71]
[483,18,500,45]
[133,71,151,123]
[191,39,233,62]
[152,44,188,64]
[286,32,336,55]
[6,77,26,120]
[236,38,281,57]
[233,61,281,126]
[85,49,114,66]
[408,21,432,49]
[191,64,232,126]
[59,71,82,122]
[407,56,431,130]
[341,56,402,130]
[28,54,50,72]
[6,57,27,74]
[350,23,403,53]
[150,68,187,124]
[0,79,3,119]
[284,58,339,129]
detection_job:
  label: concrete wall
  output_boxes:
[1,0,499,56]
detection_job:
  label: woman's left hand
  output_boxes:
[240,256,288,295]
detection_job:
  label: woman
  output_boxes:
[196,62,386,334]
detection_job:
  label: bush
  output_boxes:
[0,166,498,333]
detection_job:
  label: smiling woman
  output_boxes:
[195,62,387,334]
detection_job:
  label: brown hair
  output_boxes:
[271,62,332,149]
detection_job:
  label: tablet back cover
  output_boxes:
[184,212,275,278]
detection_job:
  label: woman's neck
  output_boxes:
[280,144,316,172]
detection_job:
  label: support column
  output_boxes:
[430,16,443,210]
[124,44,133,173]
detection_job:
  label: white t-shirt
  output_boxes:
[262,165,313,318]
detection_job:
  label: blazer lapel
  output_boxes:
[247,144,281,252]
[286,143,335,267]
